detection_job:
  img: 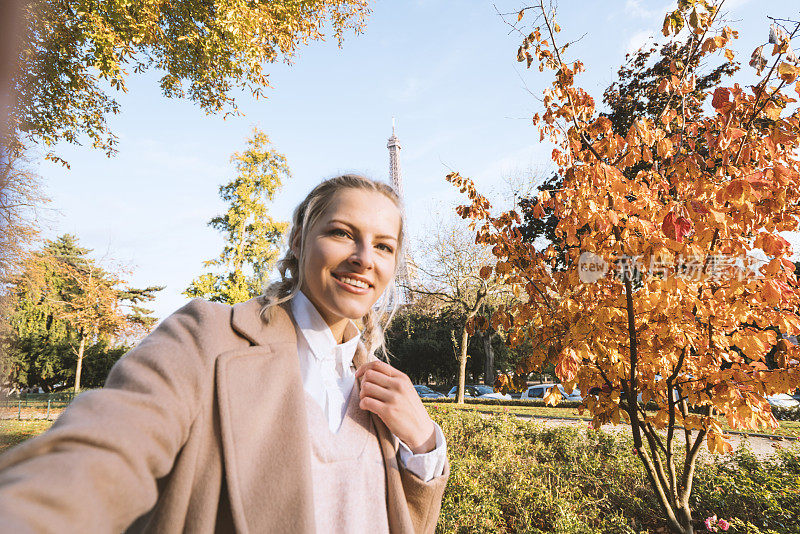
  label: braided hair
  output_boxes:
[258,174,405,359]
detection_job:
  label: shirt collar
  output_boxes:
[290,290,361,365]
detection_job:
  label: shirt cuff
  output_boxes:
[397,421,447,483]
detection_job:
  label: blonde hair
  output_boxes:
[259,174,405,359]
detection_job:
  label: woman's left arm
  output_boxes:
[355,360,447,482]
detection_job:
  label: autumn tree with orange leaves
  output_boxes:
[448,1,800,533]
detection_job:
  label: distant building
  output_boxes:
[387,119,413,307]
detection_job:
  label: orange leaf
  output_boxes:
[759,233,791,256]
[725,180,751,204]
[763,280,783,305]
[690,200,710,214]
[712,87,730,109]
[662,212,693,242]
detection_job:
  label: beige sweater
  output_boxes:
[305,384,390,534]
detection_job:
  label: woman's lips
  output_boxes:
[332,273,371,294]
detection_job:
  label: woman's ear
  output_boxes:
[290,233,301,258]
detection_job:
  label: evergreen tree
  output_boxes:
[185,128,290,304]
[2,234,162,392]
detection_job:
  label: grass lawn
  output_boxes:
[0,420,54,455]
[429,402,800,439]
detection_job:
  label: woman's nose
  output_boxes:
[349,240,374,269]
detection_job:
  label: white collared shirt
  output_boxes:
[291,290,447,482]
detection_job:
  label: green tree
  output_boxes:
[5,0,370,164]
[385,296,526,387]
[407,217,515,402]
[2,234,162,392]
[384,303,460,385]
[185,128,290,305]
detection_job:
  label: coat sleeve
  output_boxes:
[399,453,450,534]
[0,298,224,533]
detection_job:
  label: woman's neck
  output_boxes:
[297,288,355,344]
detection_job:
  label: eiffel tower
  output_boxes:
[387,119,413,307]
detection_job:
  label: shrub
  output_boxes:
[423,397,584,409]
[692,446,800,533]
[429,406,800,533]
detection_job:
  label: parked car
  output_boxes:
[521,383,582,402]
[767,393,800,409]
[413,385,446,399]
[447,385,512,400]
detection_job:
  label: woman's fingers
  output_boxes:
[354,359,398,380]
[359,368,394,389]
[359,379,395,402]
[355,359,435,453]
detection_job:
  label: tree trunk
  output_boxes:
[456,325,469,404]
[74,334,86,393]
[482,332,494,385]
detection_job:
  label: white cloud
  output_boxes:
[395,76,426,102]
[625,0,662,19]
[625,30,655,55]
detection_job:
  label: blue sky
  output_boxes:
[31,0,796,324]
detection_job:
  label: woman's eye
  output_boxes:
[331,228,350,238]
[378,243,394,253]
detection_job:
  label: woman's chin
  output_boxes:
[329,297,374,321]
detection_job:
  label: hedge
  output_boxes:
[431,407,800,533]
[424,397,800,421]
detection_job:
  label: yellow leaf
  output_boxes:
[764,104,782,120]
[724,48,734,61]
[778,62,798,83]
[544,385,562,406]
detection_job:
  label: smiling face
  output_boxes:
[295,187,402,336]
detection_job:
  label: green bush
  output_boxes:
[771,405,800,421]
[692,446,800,533]
[430,406,800,533]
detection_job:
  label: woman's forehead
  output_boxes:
[320,188,401,238]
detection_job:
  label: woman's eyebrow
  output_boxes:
[327,218,398,242]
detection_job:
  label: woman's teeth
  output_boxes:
[339,276,369,289]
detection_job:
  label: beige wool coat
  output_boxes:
[0,297,449,533]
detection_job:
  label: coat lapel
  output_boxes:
[221,296,415,534]
[354,344,417,534]
[217,297,315,533]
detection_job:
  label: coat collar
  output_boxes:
[230,295,372,368]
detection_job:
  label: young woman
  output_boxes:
[0,174,449,533]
